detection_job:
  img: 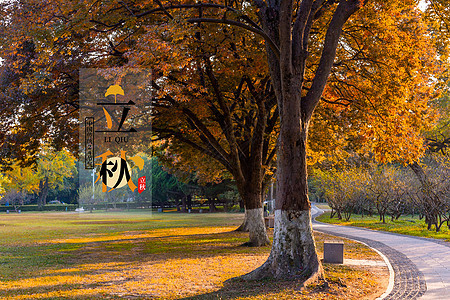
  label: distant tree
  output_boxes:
[150,157,192,209]
[217,187,241,212]
[0,174,7,197]
[313,167,369,221]
[0,189,32,212]
[48,170,79,204]
[2,162,40,196]
[36,148,76,209]
[367,166,409,223]
[1,148,76,209]
[78,183,106,212]
[409,154,450,232]
[199,180,236,213]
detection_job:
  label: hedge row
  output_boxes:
[80,202,153,211]
[0,204,78,212]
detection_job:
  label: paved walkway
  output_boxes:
[311,205,450,300]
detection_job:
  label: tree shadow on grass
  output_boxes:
[179,277,331,300]
[0,230,271,280]
[62,230,270,263]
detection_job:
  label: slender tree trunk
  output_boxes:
[409,162,428,186]
[239,198,244,211]
[208,197,216,212]
[409,162,440,232]
[181,196,187,213]
[223,198,228,212]
[38,177,49,210]
[187,194,192,210]
[330,209,334,218]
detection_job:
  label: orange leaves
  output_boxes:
[308,1,442,167]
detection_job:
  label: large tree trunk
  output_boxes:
[245,209,320,280]
[236,183,270,246]
[235,208,250,232]
[245,208,268,245]
[239,0,362,282]
[231,85,271,246]
[243,112,321,281]
[243,198,270,246]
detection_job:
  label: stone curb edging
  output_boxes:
[312,209,427,299]
[337,237,395,299]
[314,226,426,299]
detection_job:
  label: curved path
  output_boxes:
[311,205,450,300]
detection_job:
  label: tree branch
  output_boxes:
[153,0,174,19]
[292,0,315,70]
[187,18,280,58]
[152,81,231,167]
[136,3,239,18]
[152,127,233,172]
[302,0,363,121]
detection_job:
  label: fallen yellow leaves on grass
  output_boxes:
[41,226,238,244]
[0,213,388,299]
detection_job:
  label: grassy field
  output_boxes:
[316,212,450,242]
[0,211,388,299]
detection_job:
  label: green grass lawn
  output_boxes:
[0,210,388,299]
[316,212,450,242]
[313,203,331,210]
